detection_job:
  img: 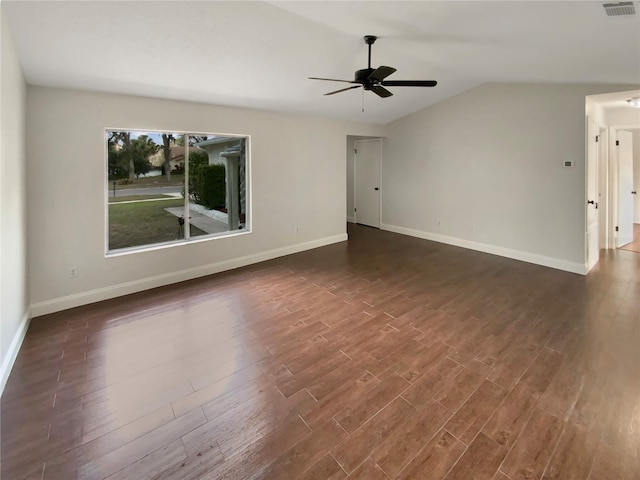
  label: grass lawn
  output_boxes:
[109,194,173,203]
[109,198,207,250]
[110,174,185,189]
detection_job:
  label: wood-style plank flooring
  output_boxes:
[2,224,639,480]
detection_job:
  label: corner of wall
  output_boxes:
[0,310,31,393]
[1,10,31,396]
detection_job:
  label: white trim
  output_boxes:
[380,223,587,275]
[1,309,31,395]
[31,234,348,317]
[347,216,355,223]
[585,116,599,272]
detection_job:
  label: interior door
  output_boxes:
[355,139,381,228]
[586,120,599,271]
[617,130,634,247]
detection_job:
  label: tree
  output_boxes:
[107,131,128,179]
[130,135,158,177]
[162,133,174,181]
[108,131,133,179]
[174,135,208,147]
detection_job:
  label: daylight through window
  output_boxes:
[106,130,249,253]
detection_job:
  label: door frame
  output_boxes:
[354,138,382,227]
[585,117,599,272]
[597,126,609,249]
[587,124,638,254]
[610,127,636,248]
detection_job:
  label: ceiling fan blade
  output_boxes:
[371,86,393,98]
[368,66,396,82]
[309,77,356,83]
[381,80,438,87]
[324,85,362,96]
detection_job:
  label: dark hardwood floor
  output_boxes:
[2,224,639,480]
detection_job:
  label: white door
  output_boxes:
[586,120,599,271]
[617,130,634,247]
[355,139,381,228]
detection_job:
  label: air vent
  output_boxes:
[602,2,636,16]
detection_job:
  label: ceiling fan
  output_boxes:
[309,35,437,98]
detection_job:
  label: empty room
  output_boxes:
[1,1,640,479]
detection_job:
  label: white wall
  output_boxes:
[604,106,640,126]
[27,87,383,315]
[0,10,30,392]
[382,83,638,274]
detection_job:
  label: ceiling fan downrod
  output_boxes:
[364,35,377,70]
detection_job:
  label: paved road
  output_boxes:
[109,186,182,197]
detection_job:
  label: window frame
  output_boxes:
[104,128,252,257]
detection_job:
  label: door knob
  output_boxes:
[374,187,379,191]
[587,200,595,205]
[632,191,637,195]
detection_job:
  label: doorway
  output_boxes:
[615,130,635,247]
[614,129,639,252]
[354,139,381,228]
[585,89,640,265]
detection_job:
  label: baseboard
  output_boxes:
[347,216,355,223]
[380,223,587,275]
[1,308,31,395]
[617,236,634,248]
[31,234,348,317]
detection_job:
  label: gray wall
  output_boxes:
[26,87,383,315]
[382,83,638,273]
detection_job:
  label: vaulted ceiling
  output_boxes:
[4,1,640,124]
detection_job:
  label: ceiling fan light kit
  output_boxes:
[309,35,437,99]
[626,97,640,108]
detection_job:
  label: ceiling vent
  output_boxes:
[602,2,636,16]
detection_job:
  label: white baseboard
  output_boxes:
[30,234,348,317]
[617,235,634,248]
[1,309,31,395]
[347,216,355,223]
[381,223,587,275]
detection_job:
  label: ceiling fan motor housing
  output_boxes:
[355,68,376,89]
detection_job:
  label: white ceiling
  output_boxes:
[4,1,640,124]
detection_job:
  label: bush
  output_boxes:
[118,178,134,185]
[197,164,226,209]
[188,151,209,203]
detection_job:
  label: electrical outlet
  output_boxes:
[437,220,441,226]
[294,226,299,233]
[69,267,78,278]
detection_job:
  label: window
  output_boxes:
[106,130,250,254]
